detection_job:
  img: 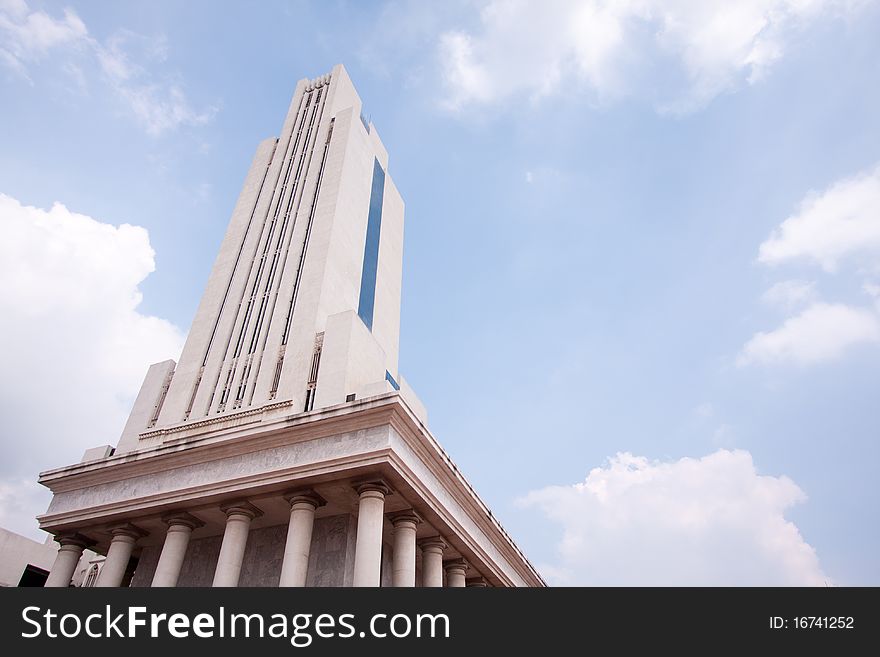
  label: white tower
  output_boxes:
[118,64,419,454]
[38,65,544,589]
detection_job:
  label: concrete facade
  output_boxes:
[37,65,544,588]
[0,526,102,587]
[0,528,58,586]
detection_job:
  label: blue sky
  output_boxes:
[1,0,879,585]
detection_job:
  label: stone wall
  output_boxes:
[130,513,358,587]
[239,524,286,587]
[130,546,158,587]
[177,535,223,586]
[305,514,356,587]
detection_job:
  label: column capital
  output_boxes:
[353,478,393,498]
[467,577,489,587]
[443,558,469,574]
[107,522,147,541]
[220,500,263,520]
[388,510,422,528]
[55,532,95,550]
[417,536,447,553]
[283,489,326,509]
[162,512,205,530]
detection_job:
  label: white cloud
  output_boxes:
[0,193,185,538]
[520,449,827,585]
[738,302,880,366]
[743,163,880,367]
[95,31,217,136]
[0,1,216,135]
[439,0,861,113]
[762,279,817,309]
[758,163,880,271]
[0,0,87,71]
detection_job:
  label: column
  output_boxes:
[444,558,468,588]
[278,490,325,587]
[212,501,262,587]
[417,537,446,588]
[389,510,421,587]
[151,512,204,587]
[95,523,146,587]
[45,533,93,588]
[467,577,489,587]
[352,480,392,587]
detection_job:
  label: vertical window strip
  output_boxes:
[230,89,317,361]
[230,84,328,410]
[245,82,332,406]
[280,116,336,346]
[181,128,281,421]
[357,158,386,331]
[209,87,317,415]
[200,136,281,369]
[302,333,324,412]
[268,346,285,400]
[245,86,325,357]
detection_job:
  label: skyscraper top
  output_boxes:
[117,64,425,453]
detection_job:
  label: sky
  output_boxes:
[1,0,879,586]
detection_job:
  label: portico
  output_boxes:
[39,395,543,587]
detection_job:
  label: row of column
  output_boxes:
[46,479,488,588]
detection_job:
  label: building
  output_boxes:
[0,527,59,587]
[36,64,545,588]
[0,526,102,587]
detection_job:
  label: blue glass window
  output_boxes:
[358,158,385,331]
[385,370,400,391]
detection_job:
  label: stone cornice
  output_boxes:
[385,399,547,587]
[385,447,535,588]
[38,396,400,492]
[137,400,294,440]
[38,449,395,530]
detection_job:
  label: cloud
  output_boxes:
[438,0,860,113]
[0,1,216,135]
[520,449,827,585]
[741,163,880,367]
[738,302,880,366]
[761,279,817,309]
[0,0,87,73]
[758,163,880,272]
[95,31,218,136]
[0,193,185,538]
